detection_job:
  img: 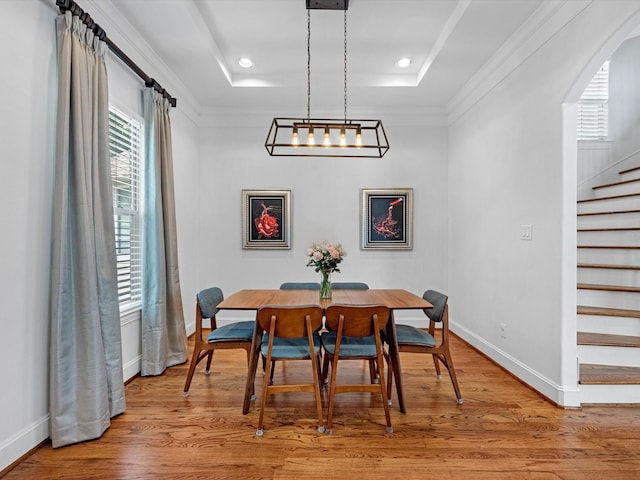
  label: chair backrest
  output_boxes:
[279,282,321,290]
[324,304,390,337]
[197,287,224,319]
[422,289,448,323]
[257,305,323,339]
[331,282,369,290]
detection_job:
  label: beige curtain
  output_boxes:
[141,88,188,376]
[50,11,125,448]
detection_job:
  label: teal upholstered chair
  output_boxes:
[279,282,321,290]
[183,287,255,398]
[321,304,392,434]
[255,305,325,436]
[331,282,369,290]
[385,289,462,404]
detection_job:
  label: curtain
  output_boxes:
[49,11,125,448]
[141,88,188,376]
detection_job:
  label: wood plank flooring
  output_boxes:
[4,334,640,479]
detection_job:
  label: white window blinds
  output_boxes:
[109,107,144,311]
[577,61,609,140]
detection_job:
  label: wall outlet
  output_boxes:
[500,323,507,339]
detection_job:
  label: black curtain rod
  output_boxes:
[55,0,177,107]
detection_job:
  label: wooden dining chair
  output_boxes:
[330,282,369,290]
[322,304,393,434]
[182,287,255,398]
[255,305,325,436]
[385,290,462,404]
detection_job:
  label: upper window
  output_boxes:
[577,61,609,141]
[109,106,144,312]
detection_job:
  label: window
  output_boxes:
[109,107,144,312]
[577,61,609,140]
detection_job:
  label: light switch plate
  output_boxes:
[520,224,532,241]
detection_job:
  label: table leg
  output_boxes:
[242,321,262,415]
[386,310,406,413]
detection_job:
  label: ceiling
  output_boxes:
[103,0,546,117]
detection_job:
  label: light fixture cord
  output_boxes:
[343,8,348,124]
[307,9,311,122]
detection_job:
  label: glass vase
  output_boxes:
[320,270,332,299]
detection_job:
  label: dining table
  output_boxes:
[217,288,432,414]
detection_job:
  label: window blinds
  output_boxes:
[109,107,144,311]
[577,61,609,140]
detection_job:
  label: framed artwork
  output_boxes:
[242,190,291,249]
[361,188,413,250]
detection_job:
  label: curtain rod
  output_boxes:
[55,0,177,107]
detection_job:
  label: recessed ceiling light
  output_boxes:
[238,57,254,69]
[396,57,412,68]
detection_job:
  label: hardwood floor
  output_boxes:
[4,334,640,479]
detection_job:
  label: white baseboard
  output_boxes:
[0,415,49,472]
[451,320,581,407]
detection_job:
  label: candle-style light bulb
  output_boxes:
[323,126,331,147]
[307,126,315,146]
[339,126,346,147]
[291,126,299,146]
[355,126,362,147]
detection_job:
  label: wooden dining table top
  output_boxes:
[217,288,433,311]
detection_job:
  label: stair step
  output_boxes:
[577,305,640,318]
[579,363,640,385]
[619,165,640,176]
[578,209,640,216]
[577,245,640,249]
[577,263,640,270]
[578,227,640,232]
[578,193,640,204]
[578,331,640,347]
[578,283,640,293]
[592,178,640,198]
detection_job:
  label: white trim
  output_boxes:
[0,416,49,472]
[451,321,581,407]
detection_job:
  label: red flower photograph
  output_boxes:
[242,190,291,249]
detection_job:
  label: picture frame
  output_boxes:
[242,190,291,249]
[361,188,413,250]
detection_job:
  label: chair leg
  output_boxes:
[245,349,256,401]
[436,352,463,404]
[269,360,276,385]
[321,352,331,386]
[432,355,442,379]
[375,352,393,434]
[325,354,339,435]
[385,354,394,405]
[256,355,273,436]
[311,353,326,433]
[182,348,205,397]
[205,350,214,375]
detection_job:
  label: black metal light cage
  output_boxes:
[265,118,389,158]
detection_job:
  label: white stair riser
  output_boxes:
[578,345,640,367]
[578,268,640,287]
[578,196,640,214]
[578,229,640,245]
[578,213,640,229]
[578,314,640,337]
[593,181,640,198]
[578,248,640,265]
[578,289,640,310]
[579,384,640,404]
[619,169,640,182]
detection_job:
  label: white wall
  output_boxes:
[0,0,56,470]
[0,0,201,471]
[197,118,449,328]
[448,0,640,406]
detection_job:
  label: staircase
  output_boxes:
[577,165,640,404]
